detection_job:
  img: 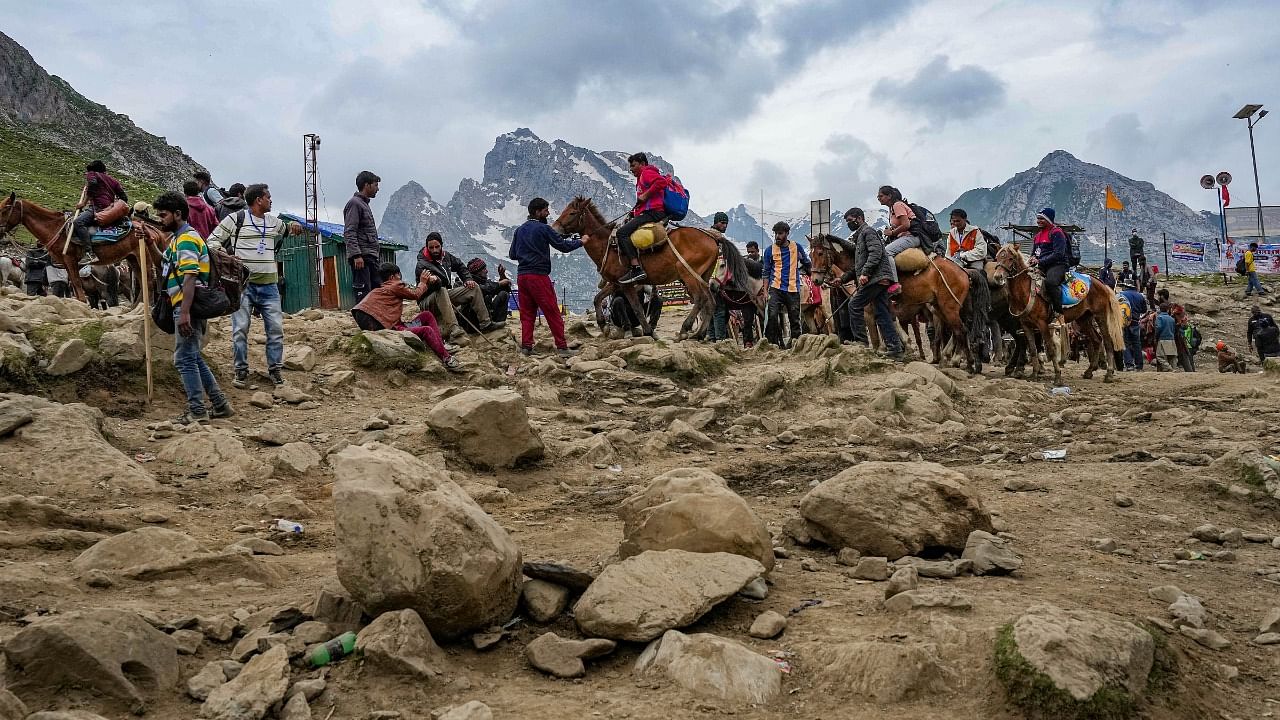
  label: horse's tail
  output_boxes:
[1102,284,1124,349]
[963,268,991,350]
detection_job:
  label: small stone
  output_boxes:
[836,547,861,566]
[961,530,1022,575]
[471,628,507,651]
[522,579,570,623]
[1003,477,1044,492]
[776,430,797,445]
[1169,595,1207,629]
[1273,537,1280,549]
[800,558,820,572]
[850,556,891,581]
[1180,626,1230,650]
[279,692,312,720]
[439,701,493,720]
[1146,616,1178,634]
[233,524,256,533]
[84,569,114,588]
[1090,538,1118,553]
[292,621,333,645]
[738,577,769,600]
[525,632,616,678]
[1242,532,1272,543]
[172,628,204,655]
[1190,524,1222,543]
[883,588,972,613]
[1215,664,1240,682]
[747,610,787,639]
[772,546,789,559]
[1253,633,1280,645]
[197,615,239,643]
[1260,607,1280,635]
[186,661,229,701]
[1172,548,1194,561]
[231,537,286,556]
[139,511,170,523]
[1212,550,1236,562]
[1113,493,1134,507]
[1147,585,1187,604]
[1219,528,1244,545]
[883,566,919,599]
[363,418,390,431]
[249,392,274,409]
[288,677,326,701]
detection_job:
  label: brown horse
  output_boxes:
[0,192,163,305]
[552,197,718,338]
[991,243,1124,384]
[809,234,976,371]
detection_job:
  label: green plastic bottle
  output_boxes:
[308,631,357,667]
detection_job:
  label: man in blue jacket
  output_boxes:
[1117,280,1148,370]
[1027,207,1070,322]
[1153,303,1178,371]
[509,197,582,357]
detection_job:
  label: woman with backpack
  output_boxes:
[878,185,917,295]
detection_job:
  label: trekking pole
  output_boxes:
[62,187,87,256]
[137,235,154,403]
[455,310,503,351]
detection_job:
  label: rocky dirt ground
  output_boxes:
[0,278,1278,720]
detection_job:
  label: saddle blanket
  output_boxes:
[1060,270,1091,307]
[90,219,133,245]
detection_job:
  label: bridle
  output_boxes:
[0,198,21,243]
[994,249,1039,317]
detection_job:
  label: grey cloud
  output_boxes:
[811,133,892,210]
[871,55,1005,127]
[743,159,791,202]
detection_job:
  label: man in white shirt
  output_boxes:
[945,208,988,271]
[207,183,301,387]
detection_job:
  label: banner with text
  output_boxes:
[1170,241,1205,263]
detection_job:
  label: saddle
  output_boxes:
[627,222,669,252]
[1035,270,1092,308]
[80,200,133,245]
[894,247,929,274]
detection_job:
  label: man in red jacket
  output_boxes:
[615,152,668,285]
[183,181,219,238]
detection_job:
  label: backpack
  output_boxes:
[1063,230,1081,267]
[1116,293,1133,325]
[663,175,689,222]
[1235,255,1247,275]
[981,229,1001,260]
[906,202,943,253]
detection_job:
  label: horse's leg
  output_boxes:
[1080,319,1102,379]
[942,302,974,374]
[593,287,612,330]
[62,248,88,303]
[1025,322,1044,377]
[621,285,651,337]
[124,254,141,308]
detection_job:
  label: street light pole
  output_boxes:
[1247,113,1267,241]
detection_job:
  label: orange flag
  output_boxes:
[1105,185,1125,211]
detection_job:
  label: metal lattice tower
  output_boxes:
[303,134,321,307]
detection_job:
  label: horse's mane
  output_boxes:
[573,196,610,228]
[720,238,752,294]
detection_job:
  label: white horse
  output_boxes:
[0,254,22,289]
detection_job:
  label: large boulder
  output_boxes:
[617,468,774,570]
[332,442,522,639]
[3,609,178,711]
[996,604,1156,719]
[574,549,764,642]
[199,645,290,720]
[1210,448,1280,499]
[71,526,204,573]
[634,630,781,706]
[799,461,993,560]
[427,389,544,468]
[0,394,157,497]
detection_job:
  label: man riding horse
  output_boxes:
[72,160,129,263]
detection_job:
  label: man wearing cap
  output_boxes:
[762,221,810,347]
[467,258,511,324]
[1247,304,1280,363]
[1117,280,1148,371]
[1028,207,1070,322]
[707,211,731,342]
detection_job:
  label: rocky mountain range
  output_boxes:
[381,133,1228,309]
[0,30,204,207]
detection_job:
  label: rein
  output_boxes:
[997,257,1037,317]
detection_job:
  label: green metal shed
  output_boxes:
[277,214,405,313]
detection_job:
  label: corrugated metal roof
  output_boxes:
[279,213,406,250]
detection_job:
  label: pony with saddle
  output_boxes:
[710,237,765,346]
[991,243,1124,384]
[809,234,984,373]
[0,192,163,306]
[552,197,727,339]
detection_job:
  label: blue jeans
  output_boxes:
[1245,271,1267,295]
[232,283,284,372]
[1123,324,1143,369]
[884,234,919,282]
[848,281,903,354]
[173,308,225,415]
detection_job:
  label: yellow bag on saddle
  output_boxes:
[631,222,668,251]
[894,247,929,273]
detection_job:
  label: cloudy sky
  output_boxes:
[7,0,1279,219]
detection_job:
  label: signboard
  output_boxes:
[657,282,690,306]
[1253,243,1280,273]
[1224,206,1280,238]
[1170,241,1205,263]
[810,198,831,239]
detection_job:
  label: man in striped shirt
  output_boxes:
[207,183,302,388]
[762,222,810,347]
[155,191,233,425]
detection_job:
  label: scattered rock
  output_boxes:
[574,549,765,642]
[197,615,239,643]
[0,690,25,720]
[1180,627,1230,650]
[187,661,231,701]
[836,547,862,566]
[884,566,919,599]
[311,585,365,633]
[896,557,958,578]
[283,345,316,371]
[272,442,322,477]
[1147,585,1188,604]
[883,588,972,613]
[617,468,774,570]
[1113,493,1134,507]
[522,579,570,623]
[199,644,290,720]
[172,628,205,655]
[1169,594,1206,629]
[249,392,274,409]
[427,389,544,468]
[1090,538,1118,553]
[521,561,595,593]
[806,641,953,704]
[251,421,297,446]
[748,610,787,639]
[288,677,326,701]
[997,604,1154,716]
[738,577,769,600]
[263,494,313,519]
[355,609,447,679]
[1004,477,1045,492]
[46,338,93,376]
[1254,633,1280,645]
[439,701,493,720]
[3,609,178,711]
[1260,607,1280,635]
[850,556,891,581]
[961,530,1023,575]
[333,443,521,639]
[525,632,616,678]
[279,692,312,720]
[634,630,781,706]
[231,537,285,556]
[71,526,202,572]
[800,461,993,560]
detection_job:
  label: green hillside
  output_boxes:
[0,126,165,245]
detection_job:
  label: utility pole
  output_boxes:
[303,134,321,308]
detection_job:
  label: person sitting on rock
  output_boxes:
[1247,304,1280,363]
[415,232,504,338]
[351,262,462,372]
[466,257,511,324]
[1215,340,1247,373]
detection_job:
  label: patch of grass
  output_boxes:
[1143,625,1177,697]
[77,320,104,349]
[994,623,1140,720]
[0,350,40,389]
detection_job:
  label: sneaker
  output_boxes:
[233,369,250,389]
[268,369,285,386]
[519,346,534,356]
[619,266,648,285]
[443,356,464,373]
[210,401,235,419]
[556,347,578,358]
[887,282,902,296]
[445,343,462,355]
[82,248,99,263]
[480,320,506,332]
[447,326,467,341]
[173,410,209,426]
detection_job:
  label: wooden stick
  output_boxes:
[62,187,86,255]
[137,233,154,403]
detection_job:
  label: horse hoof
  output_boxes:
[1103,373,1116,384]
[1083,370,1093,380]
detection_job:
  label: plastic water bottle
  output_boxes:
[308,631,357,667]
[273,519,304,534]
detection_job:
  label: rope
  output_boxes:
[931,256,962,305]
